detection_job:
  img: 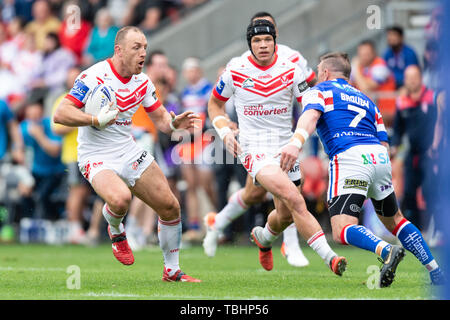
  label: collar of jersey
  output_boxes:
[107,58,132,84]
[247,53,278,71]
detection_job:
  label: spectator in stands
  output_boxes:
[1,0,16,23]
[0,98,24,165]
[79,0,108,24]
[28,32,76,105]
[58,1,92,64]
[145,49,170,80]
[8,32,43,110]
[25,0,61,51]
[0,24,17,102]
[51,67,89,243]
[166,64,179,94]
[423,40,439,92]
[152,76,182,204]
[20,101,66,220]
[0,98,33,234]
[145,51,181,117]
[1,0,34,23]
[122,0,164,35]
[51,66,105,245]
[383,25,419,89]
[350,39,397,128]
[425,6,443,43]
[179,57,217,240]
[212,66,247,242]
[390,65,437,230]
[82,8,118,67]
[1,17,27,69]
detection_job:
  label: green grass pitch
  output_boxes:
[0,242,440,300]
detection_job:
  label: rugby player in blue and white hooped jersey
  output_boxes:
[294,52,444,286]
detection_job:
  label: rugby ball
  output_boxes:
[84,83,117,116]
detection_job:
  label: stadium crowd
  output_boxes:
[0,1,443,250]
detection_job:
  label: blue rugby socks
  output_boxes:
[340,224,392,260]
[392,218,439,272]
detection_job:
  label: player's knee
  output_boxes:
[281,189,304,212]
[243,188,266,205]
[159,197,181,220]
[108,191,132,214]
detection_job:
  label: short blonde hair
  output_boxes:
[319,52,351,79]
[114,26,143,46]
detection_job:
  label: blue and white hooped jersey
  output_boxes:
[302,78,388,159]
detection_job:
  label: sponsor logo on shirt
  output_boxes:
[343,179,368,191]
[243,104,288,116]
[70,80,90,101]
[216,78,225,94]
[258,74,272,79]
[131,151,148,170]
[242,78,255,88]
[298,80,309,93]
[115,119,132,126]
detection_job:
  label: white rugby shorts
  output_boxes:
[238,150,302,185]
[78,142,154,187]
[327,144,393,201]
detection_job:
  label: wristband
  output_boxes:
[288,137,303,149]
[91,115,95,126]
[212,115,229,127]
[216,126,232,140]
[212,115,231,139]
[295,128,310,141]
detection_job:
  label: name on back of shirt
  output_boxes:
[340,93,369,108]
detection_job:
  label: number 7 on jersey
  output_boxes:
[348,104,367,127]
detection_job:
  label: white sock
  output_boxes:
[102,204,125,235]
[215,189,248,231]
[282,223,300,249]
[158,217,181,276]
[261,223,280,246]
[307,231,336,265]
[426,259,439,272]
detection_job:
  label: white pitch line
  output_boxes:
[0,266,65,272]
[82,292,143,298]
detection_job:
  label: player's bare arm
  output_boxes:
[208,94,241,157]
[278,109,321,172]
[53,99,118,128]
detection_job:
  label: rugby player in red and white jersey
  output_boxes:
[227,12,316,86]
[203,12,315,268]
[207,19,347,275]
[53,26,201,282]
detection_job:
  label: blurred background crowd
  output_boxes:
[0,0,443,251]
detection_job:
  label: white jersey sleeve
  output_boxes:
[292,65,310,104]
[212,67,234,101]
[141,75,161,113]
[276,44,315,83]
[66,67,100,108]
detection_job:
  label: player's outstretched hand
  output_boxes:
[96,102,118,129]
[276,144,300,172]
[224,132,242,158]
[170,111,201,131]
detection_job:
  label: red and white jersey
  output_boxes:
[213,54,309,152]
[227,44,316,84]
[66,59,161,160]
